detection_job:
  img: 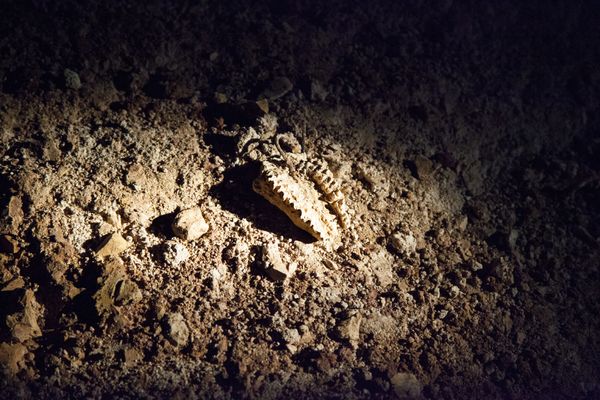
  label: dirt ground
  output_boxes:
[1,0,599,398]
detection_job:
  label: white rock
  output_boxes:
[390,232,417,256]
[163,240,190,267]
[283,328,301,345]
[262,244,297,281]
[449,285,460,298]
[286,344,297,353]
[171,207,209,241]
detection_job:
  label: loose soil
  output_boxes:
[1,1,599,399]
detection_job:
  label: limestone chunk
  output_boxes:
[164,312,189,347]
[390,232,417,256]
[171,207,209,241]
[162,240,190,267]
[93,258,142,321]
[95,233,130,259]
[334,311,362,347]
[261,244,297,281]
[4,289,42,342]
[0,342,28,375]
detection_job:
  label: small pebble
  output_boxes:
[262,244,296,281]
[162,240,190,267]
[163,312,189,347]
[95,233,130,259]
[64,68,81,90]
[334,312,361,347]
[390,232,417,256]
[171,207,209,241]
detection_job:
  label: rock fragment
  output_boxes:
[64,68,81,90]
[113,279,142,306]
[119,347,143,367]
[171,207,209,241]
[162,240,190,267]
[42,241,82,299]
[3,289,43,342]
[239,99,269,119]
[334,311,361,347]
[43,138,61,162]
[260,76,293,100]
[261,244,297,281]
[390,372,422,399]
[7,196,24,231]
[469,260,483,272]
[1,277,25,292]
[457,215,468,231]
[369,250,395,287]
[356,163,389,195]
[409,155,434,180]
[42,241,76,284]
[0,265,13,286]
[125,163,147,190]
[95,233,130,259]
[508,229,519,250]
[390,232,417,256]
[282,328,301,346]
[222,240,250,271]
[213,92,228,104]
[0,342,28,375]
[254,99,269,114]
[93,258,142,320]
[163,312,189,347]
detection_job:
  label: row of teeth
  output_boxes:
[261,164,340,246]
[298,160,350,229]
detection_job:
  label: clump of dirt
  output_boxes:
[1,1,599,399]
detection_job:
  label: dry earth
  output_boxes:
[0,1,599,399]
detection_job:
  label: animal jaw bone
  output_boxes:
[237,115,351,248]
[297,158,351,230]
[252,161,341,249]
